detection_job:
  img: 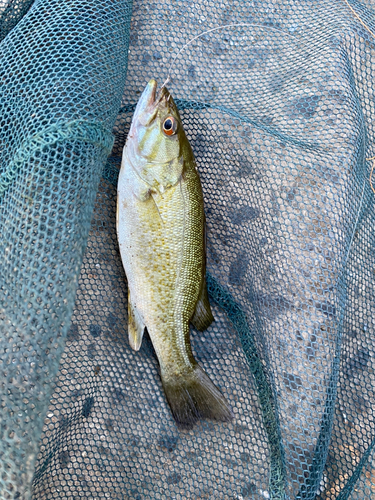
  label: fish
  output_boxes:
[116,79,233,427]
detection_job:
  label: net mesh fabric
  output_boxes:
[0,0,375,499]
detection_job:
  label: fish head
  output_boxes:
[126,79,187,193]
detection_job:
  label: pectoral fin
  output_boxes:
[128,291,145,351]
[191,276,214,331]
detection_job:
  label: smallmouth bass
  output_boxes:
[116,79,232,427]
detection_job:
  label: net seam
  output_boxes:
[0,119,114,198]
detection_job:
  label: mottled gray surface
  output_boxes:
[35,0,375,497]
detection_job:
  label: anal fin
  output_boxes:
[191,276,214,331]
[128,290,145,351]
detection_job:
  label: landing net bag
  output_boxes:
[1,0,375,499]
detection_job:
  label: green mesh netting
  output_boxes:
[1,0,375,499]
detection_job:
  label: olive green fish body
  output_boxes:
[118,157,203,371]
[117,79,232,426]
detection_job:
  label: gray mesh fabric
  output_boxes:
[1,0,375,499]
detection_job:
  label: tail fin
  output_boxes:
[161,365,233,428]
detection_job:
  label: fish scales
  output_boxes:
[119,169,203,367]
[117,79,232,427]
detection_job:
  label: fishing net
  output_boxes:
[1,0,375,498]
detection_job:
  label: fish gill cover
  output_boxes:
[0,0,375,499]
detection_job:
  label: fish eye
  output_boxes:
[162,116,177,136]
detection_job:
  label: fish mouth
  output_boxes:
[144,79,171,107]
[133,79,173,128]
[145,78,158,105]
[134,79,157,114]
[134,78,170,117]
